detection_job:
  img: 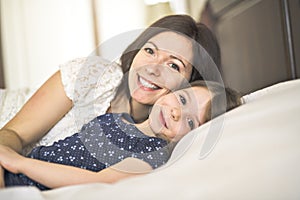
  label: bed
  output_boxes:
[0,78,299,199]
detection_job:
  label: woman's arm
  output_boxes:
[0,71,72,152]
[0,145,152,189]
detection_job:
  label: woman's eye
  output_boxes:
[169,63,180,72]
[188,119,195,130]
[179,95,186,105]
[144,47,154,55]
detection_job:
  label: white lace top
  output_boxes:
[0,56,123,148]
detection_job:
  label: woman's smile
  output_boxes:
[138,75,160,91]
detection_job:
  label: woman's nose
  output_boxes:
[145,51,169,76]
[145,64,161,76]
[171,107,181,121]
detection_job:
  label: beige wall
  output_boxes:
[187,0,207,20]
[0,0,146,90]
[1,0,96,89]
[0,0,206,90]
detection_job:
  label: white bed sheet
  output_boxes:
[1,79,300,199]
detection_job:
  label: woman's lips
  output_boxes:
[138,75,161,91]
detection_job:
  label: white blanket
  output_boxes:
[1,79,300,199]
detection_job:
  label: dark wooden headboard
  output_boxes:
[200,0,300,94]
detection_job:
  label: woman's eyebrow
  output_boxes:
[147,41,187,69]
[146,41,158,49]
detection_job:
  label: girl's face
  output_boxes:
[149,86,211,142]
[128,31,194,105]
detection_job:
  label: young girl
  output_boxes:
[0,81,241,190]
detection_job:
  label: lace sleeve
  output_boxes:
[59,56,123,106]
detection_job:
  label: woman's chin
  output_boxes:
[131,92,157,105]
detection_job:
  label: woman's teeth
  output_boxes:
[139,77,159,89]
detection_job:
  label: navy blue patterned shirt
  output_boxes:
[5,113,170,190]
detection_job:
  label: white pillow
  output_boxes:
[242,79,300,103]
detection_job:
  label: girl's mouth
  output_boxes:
[159,110,168,129]
[138,75,161,90]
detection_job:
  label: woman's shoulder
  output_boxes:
[59,55,123,92]
[58,56,123,103]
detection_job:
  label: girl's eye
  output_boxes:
[188,119,195,130]
[179,94,186,105]
[169,63,180,72]
[144,47,154,55]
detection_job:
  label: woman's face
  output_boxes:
[128,31,194,105]
[149,86,211,142]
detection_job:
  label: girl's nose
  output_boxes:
[171,107,181,121]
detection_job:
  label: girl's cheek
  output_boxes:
[178,124,189,138]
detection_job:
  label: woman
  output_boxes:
[0,15,221,186]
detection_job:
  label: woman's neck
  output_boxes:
[108,77,151,123]
[130,98,152,123]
